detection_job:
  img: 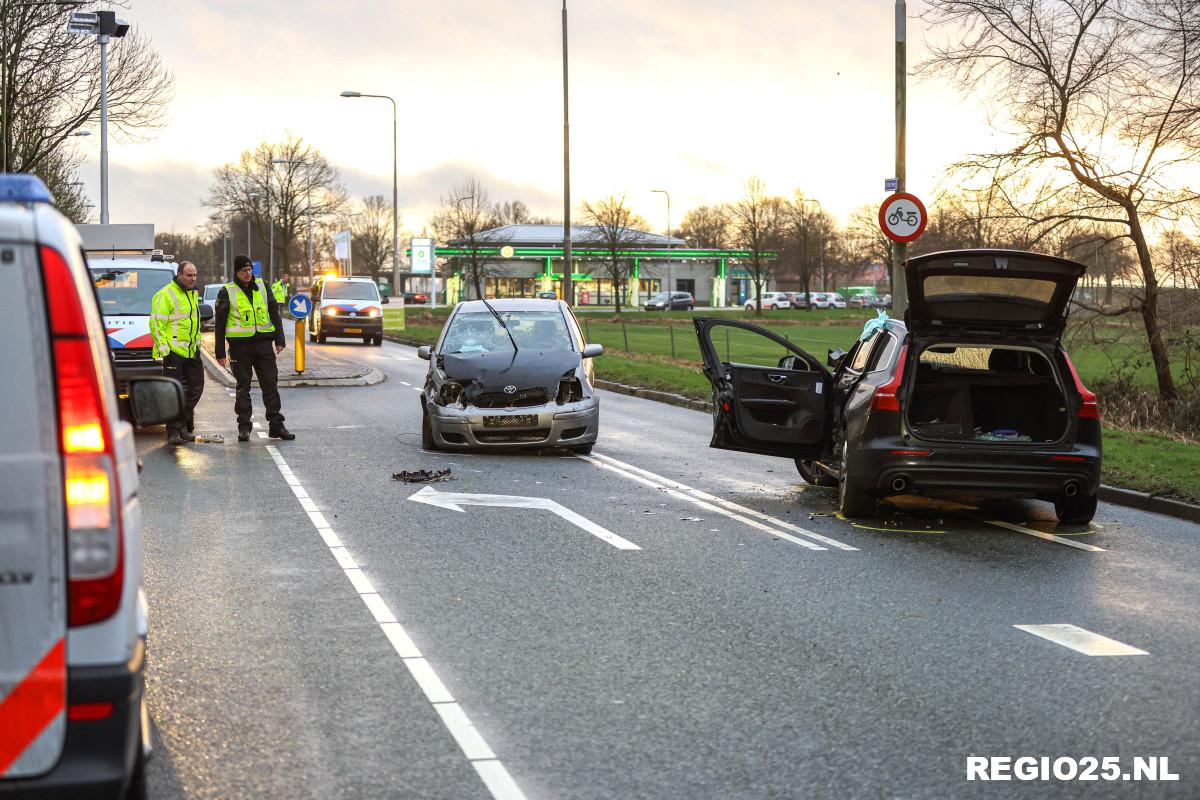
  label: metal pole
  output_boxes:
[269,213,274,284]
[99,35,109,223]
[390,96,399,297]
[306,208,313,286]
[892,0,909,316]
[247,215,252,261]
[561,0,573,307]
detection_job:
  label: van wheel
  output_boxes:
[308,328,316,343]
[837,443,875,517]
[1055,493,1097,526]
[372,336,383,347]
[421,407,438,450]
[362,336,371,346]
[317,330,326,343]
[796,458,836,487]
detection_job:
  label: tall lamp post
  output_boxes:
[340,90,399,297]
[651,189,671,296]
[561,0,573,306]
[67,10,129,224]
[246,191,260,262]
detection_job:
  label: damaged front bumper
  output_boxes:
[427,396,600,449]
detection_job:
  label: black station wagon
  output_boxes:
[694,249,1102,525]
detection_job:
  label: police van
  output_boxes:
[0,175,184,797]
[307,275,387,346]
[79,225,212,393]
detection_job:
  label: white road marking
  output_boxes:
[256,431,268,439]
[264,446,525,800]
[984,519,1106,552]
[253,421,262,429]
[411,387,423,391]
[590,453,857,551]
[1014,624,1148,656]
[400,380,412,386]
[408,486,640,550]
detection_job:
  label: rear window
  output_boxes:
[323,281,380,301]
[90,267,173,314]
[923,275,1056,304]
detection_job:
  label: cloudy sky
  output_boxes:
[74,0,1001,237]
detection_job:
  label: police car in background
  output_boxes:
[307,274,387,346]
[0,175,183,798]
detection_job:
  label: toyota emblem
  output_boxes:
[503,385,517,394]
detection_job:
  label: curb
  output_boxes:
[199,346,385,389]
[593,379,710,413]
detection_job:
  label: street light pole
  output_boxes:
[651,189,671,296]
[247,191,260,261]
[68,10,127,223]
[340,90,400,297]
[893,0,909,315]
[561,0,573,307]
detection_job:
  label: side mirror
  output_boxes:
[418,345,432,361]
[827,348,847,368]
[777,355,797,370]
[127,377,184,426]
[199,303,214,321]
[582,343,604,359]
[381,296,390,304]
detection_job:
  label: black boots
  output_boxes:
[238,428,251,442]
[269,426,295,441]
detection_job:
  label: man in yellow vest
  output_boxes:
[150,261,204,445]
[272,273,288,305]
[215,255,294,442]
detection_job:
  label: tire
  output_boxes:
[317,330,326,344]
[795,458,836,487]
[421,407,438,450]
[373,336,383,347]
[688,304,694,311]
[1055,492,1097,526]
[308,327,316,343]
[570,443,594,455]
[124,719,147,800]
[363,336,371,346]
[837,443,875,517]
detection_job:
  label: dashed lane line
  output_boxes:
[264,445,527,800]
[983,518,1105,552]
[1013,624,1148,656]
[585,452,858,551]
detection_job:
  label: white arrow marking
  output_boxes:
[408,486,640,551]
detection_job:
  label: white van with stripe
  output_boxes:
[0,176,183,799]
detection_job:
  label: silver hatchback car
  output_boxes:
[418,299,604,453]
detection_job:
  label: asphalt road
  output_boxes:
[136,333,1200,799]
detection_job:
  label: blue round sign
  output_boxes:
[288,294,312,319]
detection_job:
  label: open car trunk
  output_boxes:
[905,344,1070,444]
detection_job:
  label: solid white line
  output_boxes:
[1014,624,1148,656]
[411,387,422,391]
[263,445,526,800]
[291,485,309,499]
[984,519,1105,552]
[400,380,412,386]
[590,452,858,551]
[253,421,262,429]
[434,702,497,760]
[577,456,827,551]
[403,657,455,703]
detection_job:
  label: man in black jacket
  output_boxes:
[215,255,295,442]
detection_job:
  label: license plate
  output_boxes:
[344,327,363,334]
[483,414,538,428]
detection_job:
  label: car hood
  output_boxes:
[441,349,582,400]
[322,300,380,313]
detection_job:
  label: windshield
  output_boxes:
[203,285,222,303]
[442,310,573,354]
[650,293,669,303]
[90,267,173,315]
[323,281,380,301]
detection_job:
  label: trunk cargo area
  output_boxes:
[906,345,1069,444]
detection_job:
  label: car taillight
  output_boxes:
[1062,352,1100,420]
[41,245,124,627]
[869,345,909,414]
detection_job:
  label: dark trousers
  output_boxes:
[162,352,204,437]
[229,338,284,431]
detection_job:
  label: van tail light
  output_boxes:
[41,245,124,627]
[869,345,909,414]
[1062,352,1100,420]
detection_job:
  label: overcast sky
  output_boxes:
[73,1,1001,238]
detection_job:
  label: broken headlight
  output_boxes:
[556,375,584,404]
[438,381,464,406]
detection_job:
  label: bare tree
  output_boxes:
[1,1,173,211]
[581,195,647,315]
[779,192,836,308]
[729,176,786,314]
[205,134,346,280]
[350,195,394,285]
[920,0,1200,402]
[677,204,730,249]
[430,177,504,300]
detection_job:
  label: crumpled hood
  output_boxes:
[442,349,581,399]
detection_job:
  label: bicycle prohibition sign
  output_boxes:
[878,192,928,243]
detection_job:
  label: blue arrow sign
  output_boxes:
[288,294,312,319]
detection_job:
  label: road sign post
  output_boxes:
[288,294,313,375]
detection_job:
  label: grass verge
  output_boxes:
[1101,429,1200,504]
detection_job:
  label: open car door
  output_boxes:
[693,318,832,459]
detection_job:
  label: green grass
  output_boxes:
[1102,429,1200,503]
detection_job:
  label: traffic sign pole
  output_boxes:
[893,0,909,317]
[287,294,313,375]
[295,320,305,374]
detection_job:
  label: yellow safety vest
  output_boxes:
[272,280,286,304]
[225,279,276,338]
[150,280,199,358]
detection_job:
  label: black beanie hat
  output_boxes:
[234,254,252,270]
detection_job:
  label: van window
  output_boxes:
[90,267,173,314]
[323,281,380,301]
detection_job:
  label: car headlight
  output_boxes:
[368,308,379,318]
[437,381,464,406]
[325,307,338,316]
[557,375,584,404]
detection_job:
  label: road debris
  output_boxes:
[392,468,454,483]
[194,434,224,443]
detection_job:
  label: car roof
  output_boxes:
[86,257,174,272]
[322,276,375,283]
[455,298,564,313]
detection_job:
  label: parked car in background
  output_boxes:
[535,290,558,300]
[827,292,847,309]
[0,173,185,799]
[418,298,604,453]
[201,282,223,328]
[403,290,430,304]
[693,248,1100,525]
[867,294,893,309]
[848,294,874,308]
[809,292,831,309]
[745,292,791,311]
[646,291,695,311]
[783,292,811,309]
